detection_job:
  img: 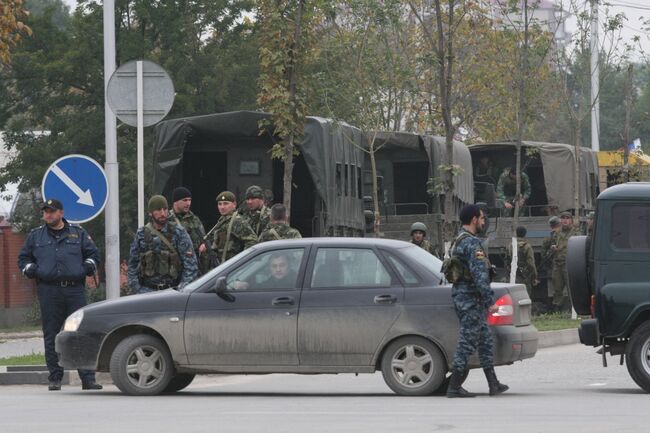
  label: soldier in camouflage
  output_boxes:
[496,166,531,217]
[240,185,271,236]
[446,204,509,398]
[258,204,302,242]
[551,211,579,311]
[212,191,258,262]
[168,187,213,275]
[505,226,538,297]
[127,195,198,294]
[409,222,437,257]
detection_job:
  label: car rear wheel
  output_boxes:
[163,373,196,393]
[380,336,446,396]
[625,321,650,392]
[110,334,174,396]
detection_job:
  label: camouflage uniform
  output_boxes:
[169,209,212,275]
[551,225,578,308]
[258,222,302,242]
[505,239,538,296]
[212,212,258,262]
[496,169,531,216]
[127,220,198,294]
[410,239,437,257]
[450,229,496,372]
[240,205,271,237]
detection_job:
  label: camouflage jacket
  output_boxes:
[169,209,212,275]
[496,169,531,202]
[553,226,578,265]
[240,205,271,236]
[451,229,495,310]
[410,238,437,257]
[505,239,538,281]
[258,223,302,243]
[127,220,198,293]
[212,212,258,262]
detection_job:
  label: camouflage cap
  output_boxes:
[245,185,264,200]
[216,191,236,203]
[148,195,168,212]
[559,211,572,218]
[548,216,560,227]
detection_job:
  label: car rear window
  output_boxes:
[310,248,392,288]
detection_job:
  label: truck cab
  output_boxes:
[568,182,650,392]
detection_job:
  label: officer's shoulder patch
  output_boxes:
[475,249,486,259]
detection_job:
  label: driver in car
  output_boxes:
[234,253,297,290]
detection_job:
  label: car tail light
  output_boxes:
[590,294,596,318]
[487,294,514,326]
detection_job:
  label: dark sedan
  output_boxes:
[56,238,538,396]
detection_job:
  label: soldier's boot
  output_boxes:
[484,367,509,396]
[446,369,476,398]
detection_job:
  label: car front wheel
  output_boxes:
[380,336,446,396]
[110,334,174,396]
[626,321,650,393]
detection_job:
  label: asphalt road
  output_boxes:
[0,344,645,433]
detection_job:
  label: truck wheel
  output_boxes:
[380,336,446,396]
[110,334,174,396]
[567,235,591,315]
[625,321,650,393]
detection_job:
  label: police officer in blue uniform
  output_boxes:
[17,198,102,391]
[446,204,509,398]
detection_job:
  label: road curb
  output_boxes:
[537,328,579,348]
[0,331,43,341]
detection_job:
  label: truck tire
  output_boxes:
[567,235,591,315]
[625,321,650,392]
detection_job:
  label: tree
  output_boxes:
[256,0,324,219]
[0,0,32,66]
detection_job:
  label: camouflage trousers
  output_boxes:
[551,262,569,308]
[451,301,494,371]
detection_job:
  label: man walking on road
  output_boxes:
[17,198,103,391]
[446,204,509,398]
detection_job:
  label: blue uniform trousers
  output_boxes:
[37,283,95,383]
[451,301,495,371]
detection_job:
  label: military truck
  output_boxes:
[568,183,650,392]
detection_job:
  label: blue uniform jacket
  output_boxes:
[17,219,100,283]
[451,229,495,310]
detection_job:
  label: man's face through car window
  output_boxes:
[270,255,289,280]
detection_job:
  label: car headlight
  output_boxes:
[63,309,84,332]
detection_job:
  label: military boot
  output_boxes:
[446,370,476,398]
[484,367,509,396]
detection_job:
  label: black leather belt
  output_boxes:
[50,280,84,287]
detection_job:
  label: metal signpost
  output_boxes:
[107,60,175,227]
[41,155,109,224]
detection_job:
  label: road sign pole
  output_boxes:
[104,0,120,300]
[137,61,145,227]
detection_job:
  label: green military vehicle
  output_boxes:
[568,182,650,392]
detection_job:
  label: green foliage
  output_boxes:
[532,312,580,331]
[0,353,46,365]
[426,164,463,196]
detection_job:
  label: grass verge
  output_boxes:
[532,313,581,332]
[0,353,46,366]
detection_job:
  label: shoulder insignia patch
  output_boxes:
[475,249,485,259]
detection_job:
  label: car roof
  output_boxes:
[251,237,414,250]
[598,182,650,201]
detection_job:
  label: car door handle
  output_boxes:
[374,295,397,304]
[272,296,295,306]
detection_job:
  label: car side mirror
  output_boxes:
[215,276,235,302]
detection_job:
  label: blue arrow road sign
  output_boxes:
[41,154,109,223]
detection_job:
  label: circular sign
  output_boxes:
[41,154,109,223]
[107,60,175,127]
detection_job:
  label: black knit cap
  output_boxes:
[459,204,482,225]
[172,187,192,203]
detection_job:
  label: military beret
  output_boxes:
[148,195,168,212]
[41,198,63,211]
[587,211,595,220]
[172,187,191,203]
[245,185,264,200]
[548,216,560,226]
[559,211,572,218]
[216,191,236,203]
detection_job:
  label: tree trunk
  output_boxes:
[623,64,633,182]
[283,134,295,223]
[573,120,581,220]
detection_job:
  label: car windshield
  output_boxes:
[179,248,256,293]
[401,244,444,283]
